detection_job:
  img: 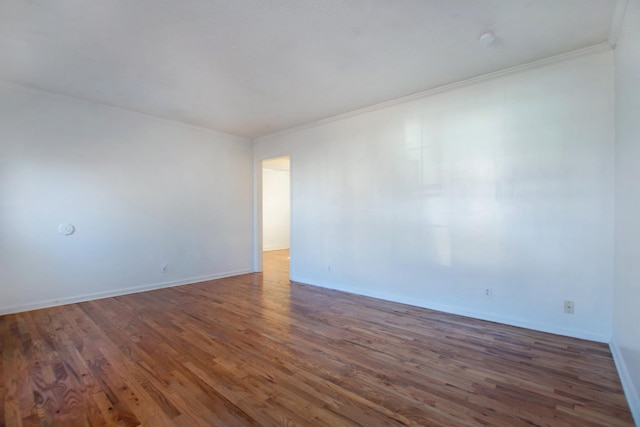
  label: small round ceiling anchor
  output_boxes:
[479,31,496,46]
[58,223,76,236]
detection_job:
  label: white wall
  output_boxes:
[613,0,640,421]
[0,82,254,314]
[262,168,290,251]
[255,50,615,342]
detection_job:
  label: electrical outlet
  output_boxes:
[484,288,492,298]
[564,300,575,314]
[162,264,169,273]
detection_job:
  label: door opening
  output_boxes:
[260,156,291,276]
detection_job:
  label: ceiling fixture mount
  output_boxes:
[479,31,496,46]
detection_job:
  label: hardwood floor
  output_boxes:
[1,249,633,426]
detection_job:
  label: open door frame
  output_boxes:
[253,155,291,274]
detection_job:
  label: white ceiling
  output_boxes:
[0,0,619,139]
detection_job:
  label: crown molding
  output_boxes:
[255,43,612,142]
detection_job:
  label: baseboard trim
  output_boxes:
[610,340,640,425]
[291,275,609,343]
[263,246,291,252]
[0,268,253,316]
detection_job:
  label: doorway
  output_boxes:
[259,156,291,276]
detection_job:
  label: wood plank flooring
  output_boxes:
[1,249,634,426]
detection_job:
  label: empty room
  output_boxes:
[1,1,639,426]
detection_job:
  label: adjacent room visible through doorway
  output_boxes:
[261,156,291,275]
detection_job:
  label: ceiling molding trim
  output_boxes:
[255,42,612,142]
[609,0,630,48]
[0,79,251,142]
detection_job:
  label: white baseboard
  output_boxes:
[263,245,290,251]
[610,340,640,425]
[290,275,610,343]
[0,268,253,316]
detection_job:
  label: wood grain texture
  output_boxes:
[1,250,633,426]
